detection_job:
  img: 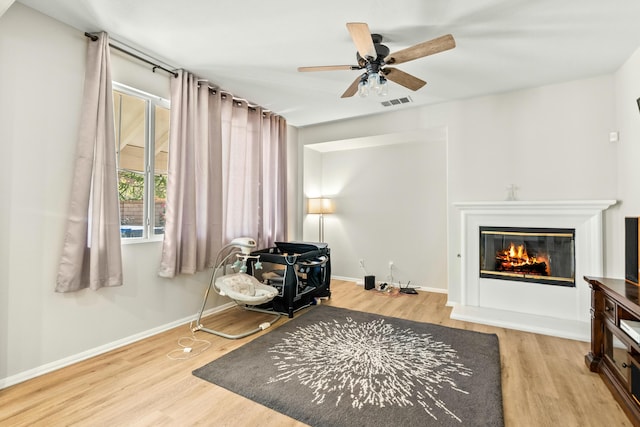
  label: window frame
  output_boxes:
[112,81,170,244]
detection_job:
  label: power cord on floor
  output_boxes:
[166,321,212,360]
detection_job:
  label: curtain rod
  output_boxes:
[84,32,276,117]
[84,32,178,78]
[198,80,272,115]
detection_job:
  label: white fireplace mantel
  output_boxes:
[450,200,616,341]
[453,200,618,216]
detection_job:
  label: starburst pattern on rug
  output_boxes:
[267,316,473,422]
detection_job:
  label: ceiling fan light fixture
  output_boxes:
[359,72,387,97]
[358,74,370,97]
[358,80,369,97]
[367,72,380,89]
[377,75,388,96]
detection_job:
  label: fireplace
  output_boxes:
[479,226,575,287]
[451,200,615,341]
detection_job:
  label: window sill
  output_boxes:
[121,236,164,245]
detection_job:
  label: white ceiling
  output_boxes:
[16,0,640,127]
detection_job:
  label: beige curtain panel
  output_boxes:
[56,32,123,292]
[260,112,288,249]
[220,98,261,243]
[159,71,223,277]
[159,71,288,278]
[219,97,287,249]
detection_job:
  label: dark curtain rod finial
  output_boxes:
[84,32,99,41]
[84,31,178,78]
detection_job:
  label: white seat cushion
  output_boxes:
[216,273,279,305]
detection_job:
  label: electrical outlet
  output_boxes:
[389,261,394,269]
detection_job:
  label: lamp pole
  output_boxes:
[319,212,325,242]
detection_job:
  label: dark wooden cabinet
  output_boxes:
[584,276,640,426]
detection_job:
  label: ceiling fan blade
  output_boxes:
[346,22,377,59]
[384,34,455,65]
[341,75,363,98]
[298,65,359,72]
[383,68,427,91]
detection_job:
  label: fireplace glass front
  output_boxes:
[479,226,575,287]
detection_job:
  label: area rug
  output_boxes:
[193,305,504,427]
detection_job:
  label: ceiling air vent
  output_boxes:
[381,96,413,107]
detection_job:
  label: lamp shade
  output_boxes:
[308,198,335,214]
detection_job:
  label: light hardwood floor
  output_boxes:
[0,280,632,426]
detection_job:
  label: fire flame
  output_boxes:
[508,243,526,260]
[497,242,550,275]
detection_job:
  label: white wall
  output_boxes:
[300,74,619,300]
[610,46,640,276]
[302,136,448,290]
[0,4,227,387]
[0,0,14,18]
[443,77,618,302]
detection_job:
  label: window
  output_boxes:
[112,83,170,241]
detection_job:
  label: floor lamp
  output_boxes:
[307,198,334,242]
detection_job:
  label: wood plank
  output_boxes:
[0,280,632,426]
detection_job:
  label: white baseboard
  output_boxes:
[415,286,448,294]
[331,276,448,294]
[331,275,360,283]
[450,304,590,342]
[0,302,235,390]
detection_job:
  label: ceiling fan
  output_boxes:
[298,22,456,98]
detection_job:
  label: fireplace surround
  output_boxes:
[451,200,616,340]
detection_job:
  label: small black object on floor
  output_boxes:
[399,287,418,294]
